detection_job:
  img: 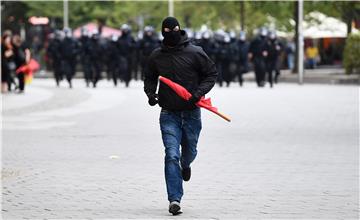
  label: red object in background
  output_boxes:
[28,16,49,25]
[159,76,231,122]
[73,23,122,38]
[16,59,40,76]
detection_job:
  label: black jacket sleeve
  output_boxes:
[144,52,159,98]
[194,49,218,97]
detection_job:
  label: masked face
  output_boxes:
[162,17,181,47]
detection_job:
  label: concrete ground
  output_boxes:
[1,79,359,219]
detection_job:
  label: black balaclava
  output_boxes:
[162,17,181,47]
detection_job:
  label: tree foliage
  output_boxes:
[343,33,360,74]
[2,1,359,34]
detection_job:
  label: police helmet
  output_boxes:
[63,27,72,38]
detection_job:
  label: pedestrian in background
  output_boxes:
[1,32,15,93]
[306,42,319,69]
[12,34,31,93]
[286,39,295,71]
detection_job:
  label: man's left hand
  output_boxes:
[188,93,201,105]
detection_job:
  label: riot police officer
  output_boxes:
[199,31,216,61]
[79,27,92,87]
[213,30,224,87]
[228,31,239,87]
[88,30,103,88]
[237,31,249,87]
[138,26,159,81]
[249,27,268,87]
[108,35,120,86]
[47,30,63,87]
[60,28,79,88]
[118,24,135,87]
[216,33,233,87]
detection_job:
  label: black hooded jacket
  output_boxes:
[144,30,218,111]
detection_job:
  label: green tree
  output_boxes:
[343,33,360,74]
[5,0,359,35]
[1,1,29,33]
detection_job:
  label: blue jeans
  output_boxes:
[159,108,202,202]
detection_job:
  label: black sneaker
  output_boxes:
[182,167,191,181]
[169,201,182,215]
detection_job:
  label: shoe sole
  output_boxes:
[169,204,182,215]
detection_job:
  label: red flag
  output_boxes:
[16,59,40,76]
[159,76,231,122]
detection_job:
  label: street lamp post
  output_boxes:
[168,0,174,17]
[240,1,245,31]
[297,0,304,84]
[63,0,69,28]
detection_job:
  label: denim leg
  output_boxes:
[181,109,202,169]
[160,111,183,202]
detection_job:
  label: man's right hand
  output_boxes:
[148,94,159,106]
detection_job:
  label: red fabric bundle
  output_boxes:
[159,76,231,122]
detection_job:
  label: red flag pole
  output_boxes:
[209,109,231,122]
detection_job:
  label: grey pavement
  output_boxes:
[36,67,360,85]
[1,79,359,219]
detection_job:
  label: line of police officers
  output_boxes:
[47,25,282,88]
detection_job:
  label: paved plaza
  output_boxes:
[1,79,359,219]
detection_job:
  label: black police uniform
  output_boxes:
[108,38,121,86]
[88,35,103,88]
[216,40,233,87]
[79,35,92,87]
[139,33,160,81]
[47,37,63,86]
[237,39,249,86]
[249,36,268,87]
[117,33,135,87]
[60,36,79,88]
